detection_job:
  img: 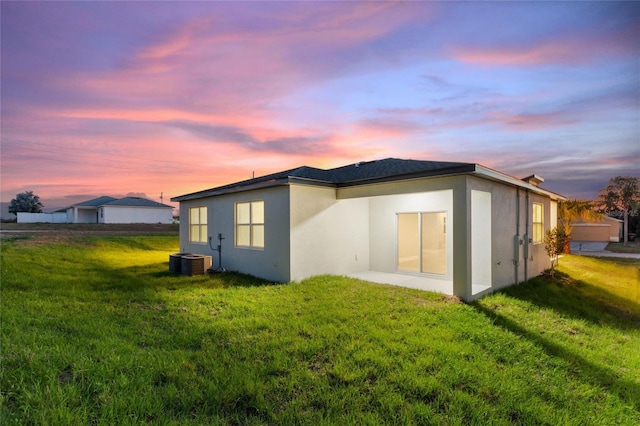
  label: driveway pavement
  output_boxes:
[575,251,640,259]
[570,241,640,259]
[570,242,608,252]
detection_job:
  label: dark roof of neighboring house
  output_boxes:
[73,196,118,207]
[71,196,172,209]
[172,157,565,202]
[103,197,172,208]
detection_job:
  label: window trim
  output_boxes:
[235,200,264,249]
[532,202,544,244]
[189,206,208,244]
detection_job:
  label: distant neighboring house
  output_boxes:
[172,158,566,302]
[18,196,173,224]
[66,196,173,224]
[1,202,17,222]
[571,216,623,243]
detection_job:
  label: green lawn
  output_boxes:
[606,241,640,254]
[2,236,639,425]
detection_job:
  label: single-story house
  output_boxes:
[570,216,623,243]
[172,158,565,301]
[62,196,173,224]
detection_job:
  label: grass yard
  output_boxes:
[1,236,639,425]
[606,241,640,254]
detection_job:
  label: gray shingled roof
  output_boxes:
[73,196,118,207]
[220,159,472,186]
[103,197,172,208]
[71,196,171,209]
[327,158,473,183]
[202,165,333,194]
[172,158,475,201]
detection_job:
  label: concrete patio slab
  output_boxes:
[348,271,453,295]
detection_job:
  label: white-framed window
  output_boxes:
[189,206,208,244]
[236,201,264,248]
[532,203,543,244]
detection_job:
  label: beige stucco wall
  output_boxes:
[289,184,370,281]
[607,217,622,242]
[465,176,553,293]
[571,216,621,242]
[571,224,611,242]
[178,186,291,282]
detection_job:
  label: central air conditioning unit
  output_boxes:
[169,252,193,274]
[169,253,212,275]
[180,255,213,276]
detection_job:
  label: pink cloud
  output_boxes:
[452,24,639,66]
[62,2,432,117]
[138,17,213,61]
[25,3,430,175]
[455,44,568,66]
[357,117,423,139]
[487,111,578,130]
[52,107,267,129]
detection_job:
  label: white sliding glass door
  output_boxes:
[397,212,447,275]
[397,213,420,272]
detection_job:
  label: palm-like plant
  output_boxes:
[558,199,602,253]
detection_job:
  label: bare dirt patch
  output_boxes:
[0,223,178,245]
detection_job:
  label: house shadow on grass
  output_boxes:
[490,271,640,331]
[473,300,640,412]
[471,272,640,412]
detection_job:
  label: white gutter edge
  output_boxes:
[474,165,567,201]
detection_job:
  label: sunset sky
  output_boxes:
[1,1,638,211]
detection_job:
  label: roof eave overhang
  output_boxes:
[171,177,336,202]
[472,165,567,201]
[100,204,173,209]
